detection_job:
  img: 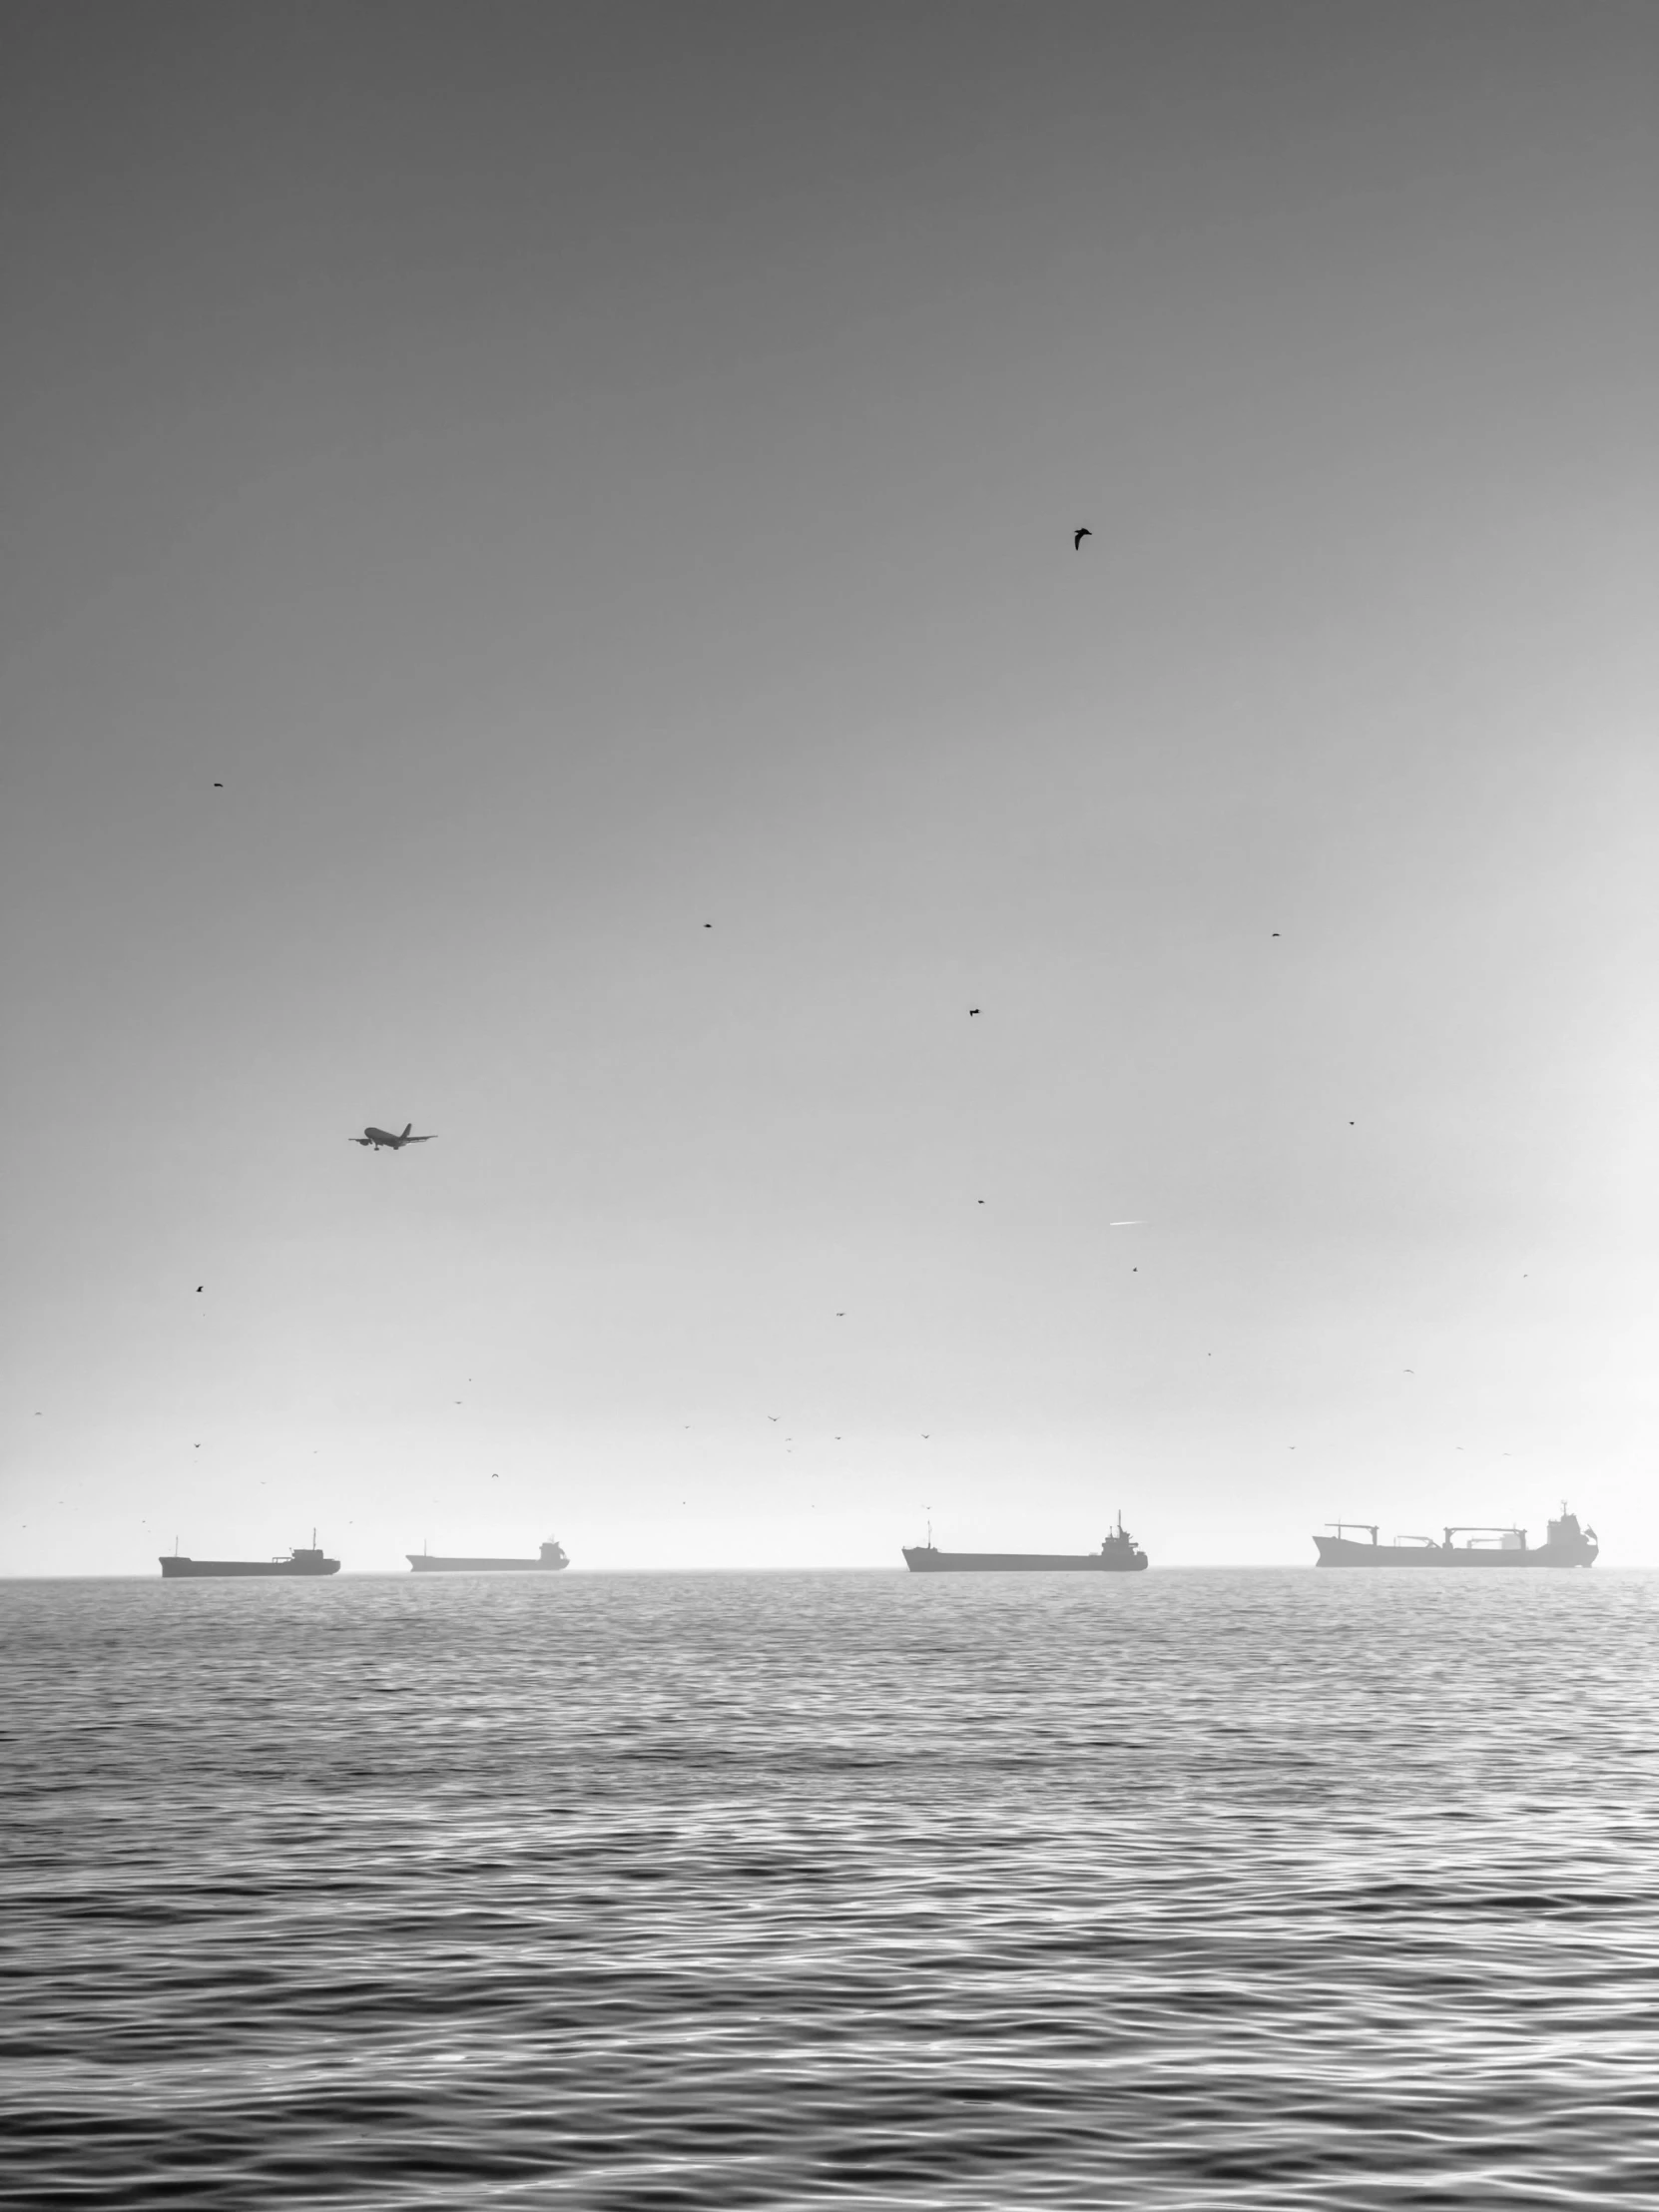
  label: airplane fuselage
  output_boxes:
[353,1123,433,1149]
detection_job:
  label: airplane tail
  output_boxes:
[400,1123,412,1140]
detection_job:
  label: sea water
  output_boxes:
[2,1567,1655,2207]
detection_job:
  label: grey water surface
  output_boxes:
[3,1567,1656,2208]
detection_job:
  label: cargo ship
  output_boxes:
[903,1513,1148,1572]
[160,1532,339,1578]
[407,1538,569,1572]
[1314,1504,1597,1568]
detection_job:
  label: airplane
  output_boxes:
[349,1123,436,1150]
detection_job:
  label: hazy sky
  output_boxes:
[4,2,1655,1571]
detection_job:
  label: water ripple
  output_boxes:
[3,1568,1657,2206]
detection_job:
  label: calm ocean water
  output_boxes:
[3,1566,1656,2208]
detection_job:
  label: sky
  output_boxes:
[3,1,1655,1572]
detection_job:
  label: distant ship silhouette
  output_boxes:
[903,1513,1148,1573]
[407,1539,569,1573]
[1314,1504,1597,1567]
[160,1530,339,1578]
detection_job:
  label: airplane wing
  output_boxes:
[404,1134,436,1143]
[348,1138,372,1146]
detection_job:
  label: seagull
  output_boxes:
[1074,528,1091,550]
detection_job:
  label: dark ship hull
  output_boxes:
[161,1546,338,1578]
[408,1541,568,1573]
[1315,1507,1597,1569]
[904,1517,1148,1573]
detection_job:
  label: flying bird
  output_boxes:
[196,1285,203,1293]
[968,1007,980,1017]
[768,1415,779,1422]
[1272,931,1281,938]
[213,782,223,789]
[1074,527,1091,550]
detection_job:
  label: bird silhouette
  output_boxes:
[968,1007,980,1016]
[196,1286,203,1294]
[1074,527,1091,550]
[768,1415,779,1422]
[213,782,223,789]
[1272,931,1280,938]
